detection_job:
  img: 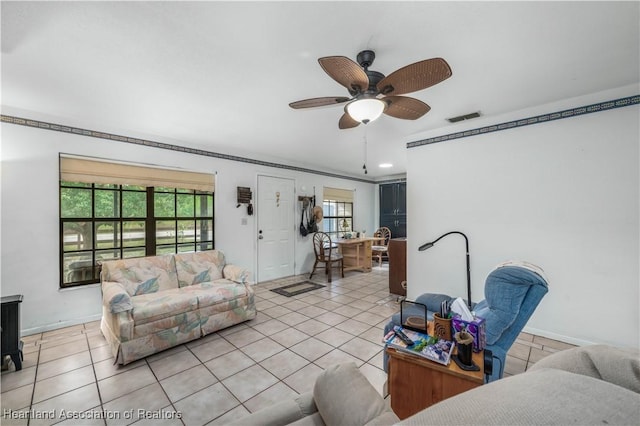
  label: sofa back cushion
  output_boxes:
[174,250,225,287]
[101,254,178,296]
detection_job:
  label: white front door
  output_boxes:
[257,175,295,282]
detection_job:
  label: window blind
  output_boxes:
[59,156,214,192]
[323,187,353,202]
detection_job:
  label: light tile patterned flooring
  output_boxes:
[1,266,576,426]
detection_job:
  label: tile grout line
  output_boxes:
[26,340,41,426]
[83,324,108,426]
[144,352,187,426]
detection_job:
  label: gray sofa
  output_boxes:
[230,345,639,425]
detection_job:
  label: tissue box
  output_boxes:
[452,315,486,352]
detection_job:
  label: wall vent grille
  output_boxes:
[447,111,481,123]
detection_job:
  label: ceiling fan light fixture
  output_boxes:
[346,98,385,124]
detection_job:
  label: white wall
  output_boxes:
[406,89,639,349]
[0,122,376,334]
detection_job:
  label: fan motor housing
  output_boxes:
[366,70,385,93]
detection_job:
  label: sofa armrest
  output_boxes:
[101,305,134,342]
[102,281,133,314]
[398,368,640,426]
[226,392,317,426]
[223,264,250,284]
[529,344,640,394]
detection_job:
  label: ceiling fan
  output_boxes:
[289,50,452,129]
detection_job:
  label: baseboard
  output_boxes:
[21,313,103,336]
[522,326,597,347]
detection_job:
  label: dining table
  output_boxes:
[334,236,383,273]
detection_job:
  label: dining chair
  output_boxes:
[309,232,344,283]
[371,227,391,267]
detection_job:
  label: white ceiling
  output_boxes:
[2,1,638,180]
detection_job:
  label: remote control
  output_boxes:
[394,328,414,346]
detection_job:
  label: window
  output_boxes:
[59,156,214,288]
[153,187,213,255]
[322,187,354,240]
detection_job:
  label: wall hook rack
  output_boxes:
[298,195,315,207]
[236,187,253,215]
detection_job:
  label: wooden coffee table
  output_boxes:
[386,335,484,419]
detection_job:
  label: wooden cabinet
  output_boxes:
[379,182,406,238]
[387,346,484,419]
[388,238,407,296]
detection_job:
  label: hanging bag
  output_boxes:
[306,199,318,233]
[299,207,308,236]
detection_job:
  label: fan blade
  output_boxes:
[383,96,431,120]
[339,112,360,129]
[377,58,452,96]
[318,56,370,94]
[289,96,350,109]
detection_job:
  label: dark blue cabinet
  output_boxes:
[379,182,407,238]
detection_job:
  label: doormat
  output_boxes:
[271,281,325,297]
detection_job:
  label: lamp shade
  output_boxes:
[346,98,386,124]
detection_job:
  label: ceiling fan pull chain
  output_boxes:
[363,129,368,175]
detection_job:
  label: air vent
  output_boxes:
[447,111,481,123]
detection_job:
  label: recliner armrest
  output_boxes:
[102,281,133,313]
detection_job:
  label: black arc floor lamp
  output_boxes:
[418,231,472,309]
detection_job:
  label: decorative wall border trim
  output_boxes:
[407,95,639,149]
[376,177,407,185]
[0,115,375,184]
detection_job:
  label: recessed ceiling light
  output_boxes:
[379,163,393,168]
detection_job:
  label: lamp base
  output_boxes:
[451,355,480,371]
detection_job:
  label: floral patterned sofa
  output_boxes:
[100,250,256,364]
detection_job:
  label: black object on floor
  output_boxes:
[1,295,24,371]
[271,281,325,297]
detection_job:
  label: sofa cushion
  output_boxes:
[174,251,225,287]
[180,280,249,307]
[365,412,401,426]
[102,255,178,295]
[289,412,325,426]
[133,310,202,339]
[313,363,386,426]
[131,288,198,325]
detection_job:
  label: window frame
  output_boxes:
[59,182,214,288]
[322,199,354,240]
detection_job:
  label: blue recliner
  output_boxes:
[383,263,549,382]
